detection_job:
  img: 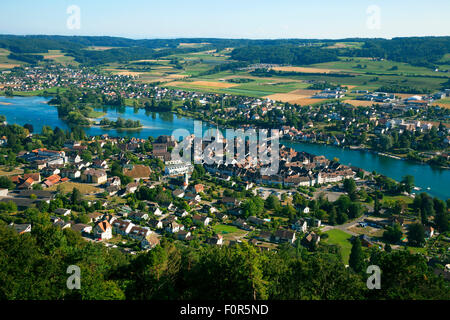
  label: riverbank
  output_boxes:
[94,124,144,131]
[1,95,449,199]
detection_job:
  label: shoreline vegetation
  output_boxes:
[98,117,143,130]
[47,92,143,130]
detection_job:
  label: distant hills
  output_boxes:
[0,35,449,68]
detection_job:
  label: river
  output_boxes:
[1,95,449,200]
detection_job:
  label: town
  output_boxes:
[2,64,450,167]
[0,124,447,266]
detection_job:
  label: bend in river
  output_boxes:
[1,96,449,200]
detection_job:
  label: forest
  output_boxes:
[0,221,448,300]
[340,37,450,68]
[231,45,339,65]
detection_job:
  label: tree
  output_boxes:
[33,183,43,190]
[293,193,307,207]
[348,202,364,219]
[413,193,435,224]
[368,249,449,299]
[241,197,265,218]
[327,207,337,225]
[282,204,297,221]
[374,196,381,215]
[433,199,449,233]
[187,243,268,300]
[384,243,392,253]
[336,210,348,225]
[24,208,50,226]
[0,176,14,190]
[265,195,281,212]
[23,123,34,133]
[379,134,393,151]
[191,164,205,180]
[383,223,403,243]
[434,210,449,233]
[4,88,13,96]
[343,178,356,195]
[408,223,426,247]
[349,238,366,273]
[401,175,414,193]
[71,188,82,205]
[81,150,92,162]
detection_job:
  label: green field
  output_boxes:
[324,42,365,49]
[381,195,414,205]
[43,50,78,66]
[0,48,23,68]
[213,224,240,234]
[212,224,248,241]
[324,229,353,264]
[1,86,64,97]
[310,56,444,77]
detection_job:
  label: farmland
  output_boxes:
[0,48,23,69]
[0,38,449,104]
[153,47,450,101]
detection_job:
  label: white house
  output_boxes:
[128,226,151,240]
[173,189,185,198]
[165,221,184,233]
[207,234,223,245]
[184,192,201,202]
[193,215,212,226]
[93,221,113,240]
[292,219,308,233]
[129,212,149,221]
[9,222,32,234]
[54,208,71,216]
[72,223,92,234]
[175,209,189,218]
[112,219,134,235]
[149,219,163,229]
[153,207,163,216]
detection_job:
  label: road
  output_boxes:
[321,204,373,236]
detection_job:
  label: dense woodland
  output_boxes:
[230,46,339,65]
[0,221,448,300]
[231,38,450,68]
[344,37,450,68]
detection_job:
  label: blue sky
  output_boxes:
[1,0,449,39]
